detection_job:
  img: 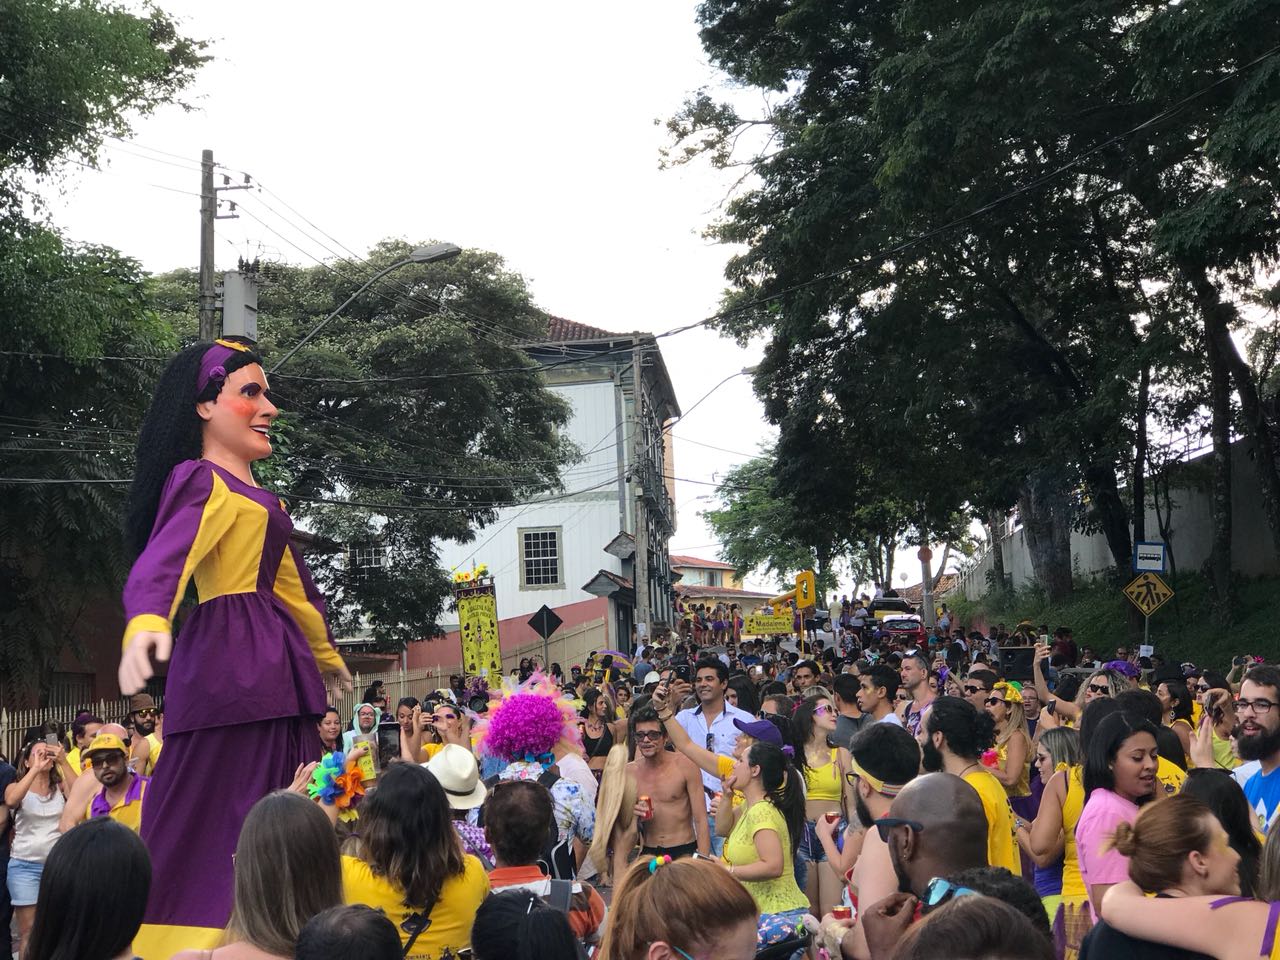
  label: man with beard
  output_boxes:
[920,696,1021,875]
[817,723,920,960]
[127,692,163,776]
[824,772,989,960]
[58,730,149,832]
[899,653,935,739]
[628,705,709,860]
[1234,665,1280,832]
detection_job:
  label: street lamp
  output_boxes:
[269,242,463,374]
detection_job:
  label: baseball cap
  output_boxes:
[733,717,783,747]
[82,733,129,759]
[643,671,661,687]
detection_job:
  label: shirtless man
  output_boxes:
[628,704,710,863]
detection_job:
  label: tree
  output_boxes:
[702,454,840,593]
[671,0,1280,610]
[151,243,575,648]
[0,0,207,698]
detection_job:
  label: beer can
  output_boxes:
[639,795,653,820]
[824,811,840,824]
[832,905,852,921]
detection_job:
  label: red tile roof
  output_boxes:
[899,574,960,604]
[545,316,620,342]
[669,554,736,571]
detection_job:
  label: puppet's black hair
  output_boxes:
[125,339,262,557]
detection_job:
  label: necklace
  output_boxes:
[958,761,981,778]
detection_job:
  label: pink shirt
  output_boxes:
[1075,787,1138,895]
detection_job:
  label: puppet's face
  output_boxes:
[196,363,277,462]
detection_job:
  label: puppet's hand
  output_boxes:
[325,661,354,694]
[119,630,172,694]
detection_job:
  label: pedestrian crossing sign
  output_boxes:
[1123,572,1174,617]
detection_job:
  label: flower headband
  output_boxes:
[196,338,252,395]
[993,681,1023,705]
[848,755,907,797]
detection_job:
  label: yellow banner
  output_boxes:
[458,587,501,678]
[744,613,795,636]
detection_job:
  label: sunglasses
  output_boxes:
[133,709,157,718]
[922,876,978,908]
[814,705,833,716]
[962,684,983,695]
[634,730,665,742]
[873,817,925,843]
[985,697,1007,707]
[1196,683,1212,692]
[1087,683,1111,695]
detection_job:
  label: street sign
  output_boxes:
[527,604,563,641]
[1123,572,1174,617]
[795,570,816,609]
[1134,541,1167,574]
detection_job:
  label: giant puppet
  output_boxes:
[118,338,351,956]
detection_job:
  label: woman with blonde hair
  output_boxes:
[591,743,638,885]
[1033,647,1128,726]
[597,856,758,960]
[985,680,1031,799]
[174,791,342,959]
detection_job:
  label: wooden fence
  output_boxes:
[0,621,614,760]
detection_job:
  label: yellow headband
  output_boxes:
[213,338,251,353]
[849,755,907,797]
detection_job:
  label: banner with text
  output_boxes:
[456,581,502,678]
[744,613,795,636]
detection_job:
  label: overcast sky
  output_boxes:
[34,1,815,588]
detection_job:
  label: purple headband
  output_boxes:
[196,339,252,395]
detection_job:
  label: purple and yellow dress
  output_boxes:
[122,458,345,958]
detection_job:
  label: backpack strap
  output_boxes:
[538,765,562,789]
[546,878,573,913]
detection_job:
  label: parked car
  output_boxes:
[880,615,927,649]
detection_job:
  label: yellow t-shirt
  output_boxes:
[85,775,148,833]
[67,747,85,773]
[723,801,809,915]
[420,741,445,762]
[341,854,489,957]
[1060,765,1086,899]
[963,769,1022,876]
[1156,755,1187,796]
[144,733,163,776]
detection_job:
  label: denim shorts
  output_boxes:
[7,858,43,907]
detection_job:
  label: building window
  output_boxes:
[519,526,563,589]
[707,570,722,588]
[348,544,386,577]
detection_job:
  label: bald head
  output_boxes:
[99,722,128,739]
[886,773,988,896]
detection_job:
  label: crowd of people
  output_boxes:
[5,617,1279,960]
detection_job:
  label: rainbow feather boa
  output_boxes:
[307,751,365,821]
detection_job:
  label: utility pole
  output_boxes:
[631,340,650,644]
[198,149,217,341]
[198,150,250,341]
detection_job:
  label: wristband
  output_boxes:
[658,712,673,721]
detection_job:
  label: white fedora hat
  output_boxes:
[424,743,487,809]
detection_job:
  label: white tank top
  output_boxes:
[10,784,65,862]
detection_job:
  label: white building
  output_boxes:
[411,317,680,671]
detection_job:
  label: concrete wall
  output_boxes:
[957,440,1279,600]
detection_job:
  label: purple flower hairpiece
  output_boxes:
[196,338,251,395]
[781,744,795,759]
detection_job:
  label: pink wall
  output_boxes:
[404,596,610,669]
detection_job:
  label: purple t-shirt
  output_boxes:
[1075,788,1138,901]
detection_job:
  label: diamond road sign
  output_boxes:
[528,604,563,641]
[1123,572,1174,617]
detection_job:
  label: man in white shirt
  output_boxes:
[675,655,752,854]
[857,664,905,727]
